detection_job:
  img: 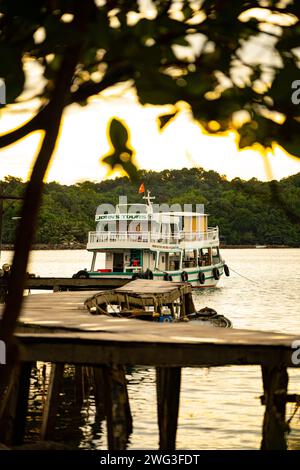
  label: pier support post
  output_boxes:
[0,362,33,445]
[156,367,181,450]
[0,285,6,303]
[40,363,64,440]
[184,293,195,315]
[261,365,289,450]
[102,365,132,450]
[74,366,84,409]
[12,362,33,445]
[93,367,106,420]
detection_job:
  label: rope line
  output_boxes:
[229,266,260,285]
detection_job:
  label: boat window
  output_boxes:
[183,250,197,268]
[168,253,180,270]
[212,247,220,264]
[198,248,210,266]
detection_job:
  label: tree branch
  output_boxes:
[0,105,49,149]
[0,63,134,151]
[69,64,134,104]
[0,0,92,405]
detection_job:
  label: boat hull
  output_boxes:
[87,263,225,288]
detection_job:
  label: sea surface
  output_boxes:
[2,248,300,450]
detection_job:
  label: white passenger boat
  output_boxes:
[74,192,230,288]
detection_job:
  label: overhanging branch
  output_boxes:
[0,105,49,149]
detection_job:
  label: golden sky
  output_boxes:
[1,5,300,188]
[1,90,300,185]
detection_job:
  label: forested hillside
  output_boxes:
[1,168,300,246]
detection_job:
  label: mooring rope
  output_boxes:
[229,266,260,285]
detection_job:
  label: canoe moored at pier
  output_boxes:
[73,191,230,288]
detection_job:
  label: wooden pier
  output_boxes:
[0,276,128,303]
[0,280,299,450]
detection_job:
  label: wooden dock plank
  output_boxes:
[15,329,300,368]
[0,277,128,291]
[0,290,298,367]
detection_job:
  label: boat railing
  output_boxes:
[88,227,219,245]
[88,231,180,244]
[180,227,219,242]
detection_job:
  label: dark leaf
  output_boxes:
[158,111,177,130]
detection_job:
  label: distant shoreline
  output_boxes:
[0,243,297,250]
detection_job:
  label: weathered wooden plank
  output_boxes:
[85,280,192,311]
[261,365,289,450]
[40,363,64,440]
[156,367,181,450]
[102,365,132,450]
[13,290,300,350]
[16,334,300,368]
[115,279,191,294]
[0,277,128,291]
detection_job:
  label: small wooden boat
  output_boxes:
[84,279,232,328]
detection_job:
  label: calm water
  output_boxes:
[2,248,300,450]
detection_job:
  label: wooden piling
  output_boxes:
[40,363,64,440]
[12,362,33,445]
[0,286,6,304]
[0,362,33,445]
[102,365,132,450]
[74,366,84,409]
[156,367,181,450]
[180,295,186,318]
[185,292,195,315]
[92,367,106,420]
[261,365,289,450]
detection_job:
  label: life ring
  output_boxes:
[162,316,173,322]
[198,271,205,285]
[75,270,89,279]
[181,271,188,282]
[212,267,220,280]
[163,273,172,281]
[224,264,230,277]
[145,269,154,280]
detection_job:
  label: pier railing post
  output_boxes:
[260,365,289,450]
[156,367,181,450]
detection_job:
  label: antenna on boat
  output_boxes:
[143,190,155,212]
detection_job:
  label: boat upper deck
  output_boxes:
[87,227,219,251]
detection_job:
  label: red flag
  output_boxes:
[138,183,145,193]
